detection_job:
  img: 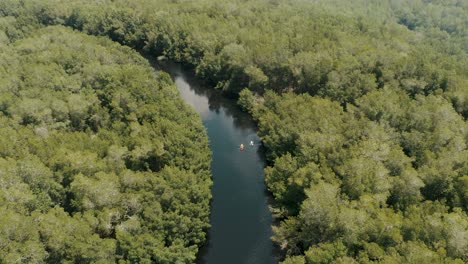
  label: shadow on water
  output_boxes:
[149,59,280,264]
[162,62,256,131]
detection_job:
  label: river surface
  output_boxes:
[160,63,277,264]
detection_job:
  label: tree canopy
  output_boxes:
[0,24,211,263]
[244,89,467,263]
[1,0,467,263]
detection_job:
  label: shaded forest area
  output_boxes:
[1,0,467,263]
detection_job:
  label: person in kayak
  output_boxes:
[240,144,244,151]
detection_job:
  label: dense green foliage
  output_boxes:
[2,0,466,112]
[0,24,211,263]
[1,0,467,263]
[244,90,467,263]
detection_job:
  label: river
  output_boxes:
[160,62,277,264]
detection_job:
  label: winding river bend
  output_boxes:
[161,63,277,264]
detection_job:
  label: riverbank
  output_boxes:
[157,62,278,264]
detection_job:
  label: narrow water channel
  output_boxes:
[161,63,277,264]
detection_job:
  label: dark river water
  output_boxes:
[161,63,277,264]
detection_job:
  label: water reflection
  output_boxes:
[175,77,212,119]
[163,62,257,131]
